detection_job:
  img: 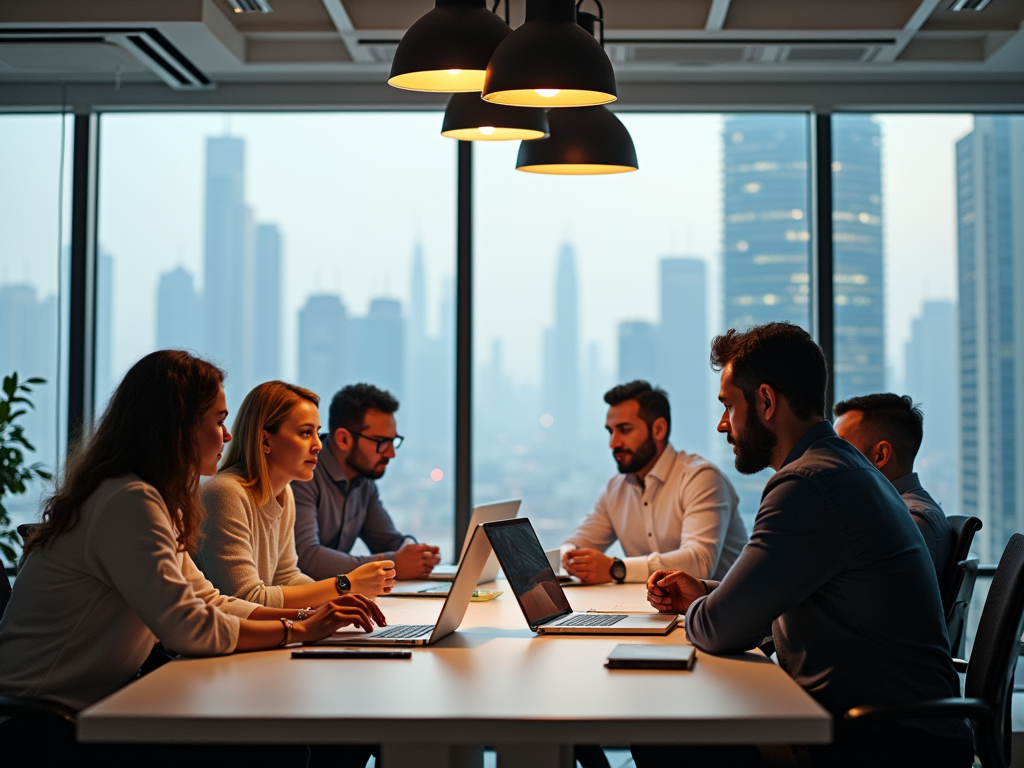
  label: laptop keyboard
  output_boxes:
[555,614,628,627]
[421,585,451,594]
[374,624,433,639]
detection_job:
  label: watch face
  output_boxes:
[611,560,626,581]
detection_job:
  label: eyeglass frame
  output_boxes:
[351,431,405,454]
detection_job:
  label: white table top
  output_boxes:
[78,581,831,747]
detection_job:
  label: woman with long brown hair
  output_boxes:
[0,351,384,764]
[197,381,395,608]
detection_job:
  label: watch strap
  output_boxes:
[336,573,352,594]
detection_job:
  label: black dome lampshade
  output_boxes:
[441,93,550,141]
[516,105,638,174]
[388,0,512,93]
[481,0,617,107]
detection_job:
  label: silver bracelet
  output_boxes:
[278,618,294,647]
[296,607,314,621]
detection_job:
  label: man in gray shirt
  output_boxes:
[833,393,955,581]
[292,384,440,580]
[640,323,972,768]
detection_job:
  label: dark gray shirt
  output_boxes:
[893,472,955,582]
[685,421,968,739]
[291,443,408,580]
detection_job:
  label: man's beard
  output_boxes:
[346,451,387,480]
[730,402,778,475]
[614,434,658,474]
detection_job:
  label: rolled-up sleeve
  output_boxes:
[87,484,241,656]
[562,485,617,553]
[685,476,847,655]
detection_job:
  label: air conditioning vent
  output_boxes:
[227,0,273,12]
[0,29,212,90]
[782,46,875,62]
[610,43,758,64]
[949,0,992,11]
[357,40,399,63]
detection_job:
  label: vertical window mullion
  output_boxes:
[455,140,473,556]
[811,113,836,418]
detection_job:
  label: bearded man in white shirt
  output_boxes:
[562,380,748,584]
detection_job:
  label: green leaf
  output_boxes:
[25,377,46,385]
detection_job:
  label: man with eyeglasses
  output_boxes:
[292,383,441,580]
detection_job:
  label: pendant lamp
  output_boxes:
[515,12,636,174]
[388,0,512,93]
[481,0,617,107]
[515,105,637,174]
[441,93,550,141]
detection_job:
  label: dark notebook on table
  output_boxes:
[605,644,696,670]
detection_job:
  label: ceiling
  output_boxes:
[0,0,1021,110]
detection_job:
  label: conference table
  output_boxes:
[78,580,831,768]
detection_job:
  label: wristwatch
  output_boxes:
[610,558,626,583]
[335,573,352,594]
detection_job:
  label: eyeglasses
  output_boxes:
[352,432,404,454]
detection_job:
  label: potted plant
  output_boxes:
[0,373,52,567]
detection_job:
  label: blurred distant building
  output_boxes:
[253,223,282,383]
[352,298,404,401]
[298,294,348,409]
[156,266,202,351]
[618,321,658,384]
[658,256,708,455]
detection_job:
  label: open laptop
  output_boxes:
[313,524,492,646]
[483,518,679,635]
[389,499,520,596]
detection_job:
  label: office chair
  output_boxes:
[846,532,1024,768]
[943,516,983,658]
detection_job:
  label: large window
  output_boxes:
[0,114,72,562]
[96,113,457,555]
[472,114,812,549]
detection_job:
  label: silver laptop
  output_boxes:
[484,518,679,636]
[406,499,521,588]
[314,525,492,646]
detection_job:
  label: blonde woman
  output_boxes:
[198,381,395,608]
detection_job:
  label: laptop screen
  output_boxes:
[484,519,572,628]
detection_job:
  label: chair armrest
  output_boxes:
[0,695,77,723]
[952,658,969,673]
[845,698,990,723]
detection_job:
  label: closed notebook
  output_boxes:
[605,644,696,670]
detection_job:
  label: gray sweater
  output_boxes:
[198,471,314,608]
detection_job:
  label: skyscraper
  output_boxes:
[658,257,708,455]
[542,243,579,442]
[156,266,201,351]
[722,116,811,333]
[0,283,58,466]
[832,115,885,402]
[253,223,282,383]
[352,298,404,400]
[618,321,658,384]
[957,115,1024,561]
[202,136,249,404]
[298,294,348,410]
[905,299,958,513]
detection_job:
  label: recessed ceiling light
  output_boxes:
[948,0,992,10]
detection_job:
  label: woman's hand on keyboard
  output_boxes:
[295,594,387,641]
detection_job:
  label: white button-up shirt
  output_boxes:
[562,444,748,582]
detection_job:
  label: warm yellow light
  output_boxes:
[479,126,495,135]
[517,163,637,175]
[388,69,487,92]
[442,126,549,141]
[483,89,616,107]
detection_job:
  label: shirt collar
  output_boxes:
[319,436,363,491]
[891,472,923,495]
[644,443,677,485]
[780,420,836,469]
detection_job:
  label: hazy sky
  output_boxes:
[0,110,972,392]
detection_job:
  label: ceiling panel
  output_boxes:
[724,0,921,30]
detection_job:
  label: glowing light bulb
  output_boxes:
[446,69,462,75]
[535,89,561,98]
[478,126,495,135]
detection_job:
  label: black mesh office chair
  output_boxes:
[943,516,983,658]
[846,532,1024,768]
